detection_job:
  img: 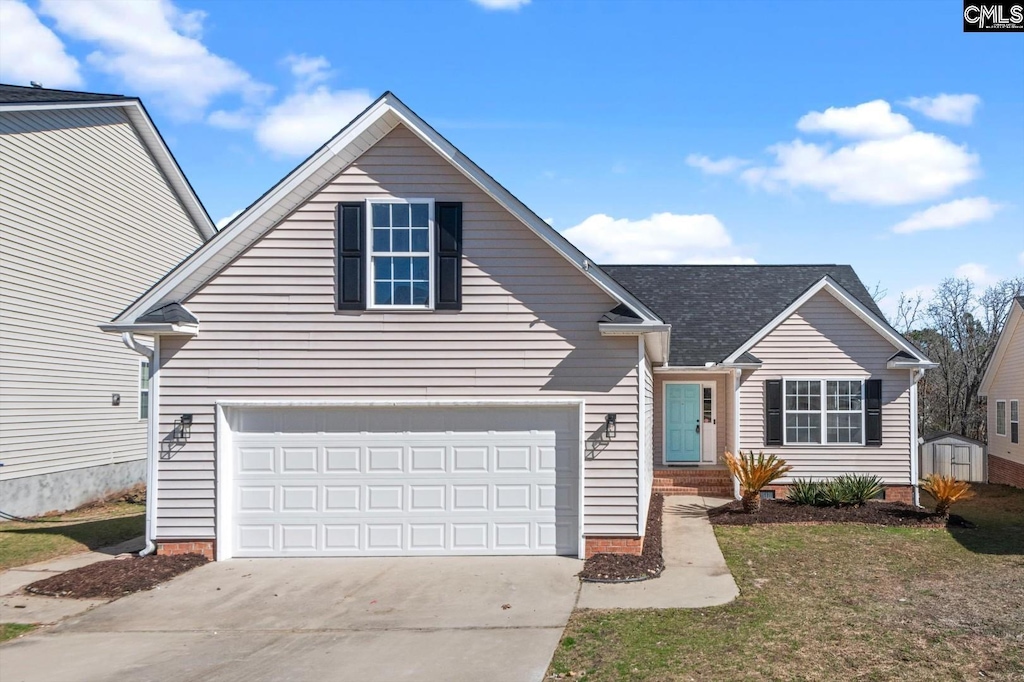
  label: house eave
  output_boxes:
[98,323,198,336]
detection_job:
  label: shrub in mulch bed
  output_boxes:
[579,493,664,583]
[26,554,208,599]
[708,499,974,528]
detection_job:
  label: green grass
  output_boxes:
[0,623,36,643]
[550,484,1024,681]
[0,502,144,570]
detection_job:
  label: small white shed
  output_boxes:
[919,431,987,483]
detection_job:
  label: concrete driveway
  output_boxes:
[0,556,582,682]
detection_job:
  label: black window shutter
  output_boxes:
[1012,422,1019,445]
[336,203,365,310]
[765,380,783,446]
[435,202,462,310]
[865,379,882,446]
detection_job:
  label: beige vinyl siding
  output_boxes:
[737,290,913,483]
[639,353,654,524]
[156,124,641,539]
[0,106,203,480]
[653,372,731,465]
[987,309,1024,467]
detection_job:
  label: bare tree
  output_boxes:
[892,291,923,335]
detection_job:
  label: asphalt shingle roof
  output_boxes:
[0,83,129,104]
[601,265,886,366]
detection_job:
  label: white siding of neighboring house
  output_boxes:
[0,106,204,511]
[986,306,1024,467]
[738,290,914,483]
[155,124,642,540]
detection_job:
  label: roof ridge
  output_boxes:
[0,82,128,98]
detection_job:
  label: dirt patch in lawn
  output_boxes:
[25,554,207,599]
[708,498,973,528]
[579,493,664,582]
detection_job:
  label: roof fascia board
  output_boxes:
[979,300,1022,396]
[723,276,931,364]
[112,97,398,324]
[598,323,671,335]
[1,99,216,241]
[99,323,198,335]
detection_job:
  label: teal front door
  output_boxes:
[665,383,701,463]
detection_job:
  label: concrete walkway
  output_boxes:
[577,495,739,609]
[0,535,144,625]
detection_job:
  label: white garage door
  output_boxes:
[224,405,580,558]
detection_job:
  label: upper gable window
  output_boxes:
[368,199,433,309]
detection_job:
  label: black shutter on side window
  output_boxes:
[865,379,883,446]
[765,380,783,446]
[435,202,462,310]
[336,203,365,310]
[1012,422,1019,444]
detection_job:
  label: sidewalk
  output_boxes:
[0,535,145,625]
[577,495,739,609]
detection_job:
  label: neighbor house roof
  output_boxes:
[979,296,1024,396]
[0,83,129,103]
[0,83,215,241]
[601,265,897,366]
[107,91,662,328]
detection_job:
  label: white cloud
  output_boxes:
[471,0,530,9]
[283,54,330,88]
[560,212,754,265]
[39,0,269,118]
[902,94,981,125]
[796,100,913,139]
[685,154,749,175]
[0,0,82,88]
[254,86,373,157]
[955,262,997,286]
[215,209,242,229]
[742,130,979,205]
[892,197,1001,234]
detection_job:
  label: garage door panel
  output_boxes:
[227,406,580,557]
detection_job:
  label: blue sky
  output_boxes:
[2,0,1022,316]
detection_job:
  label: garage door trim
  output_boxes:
[214,399,586,560]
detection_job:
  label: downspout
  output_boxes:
[910,368,926,507]
[732,368,742,500]
[120,332,159,556]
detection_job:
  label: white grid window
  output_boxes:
[784,379,864,445]
[369,200,432,308]
[139,360,150,420]
[996,400,1006,436]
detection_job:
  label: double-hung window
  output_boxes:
[369,199,433,308]
[784,379,864,445]
[139,360,150,420]
[996,400,1007,436]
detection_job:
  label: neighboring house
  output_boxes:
[102,92,935,561]
[0,84,215,517]
[918,431,986,483]
[979,296,1024,488]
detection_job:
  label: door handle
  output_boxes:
[695,423,700,433]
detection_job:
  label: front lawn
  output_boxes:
[0,502,145,570]
[550,484,1024,681]
[0,623,36,643]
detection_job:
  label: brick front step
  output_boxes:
[654,486,734,497]
[653,468,733,497]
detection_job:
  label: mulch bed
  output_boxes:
[708,499,974,528]
[26,554,208,599]
[579,493,665,583]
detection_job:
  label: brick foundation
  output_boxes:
[989,454,1024,489]
[157,540,216,561]
[584,536,643,558]
[759,483,914,504]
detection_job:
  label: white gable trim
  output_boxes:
[723,276,934,365]
[980,298,1023,396]
[1,99,215,241]
[111,92,661,325]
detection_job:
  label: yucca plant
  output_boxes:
[833,474,885,506]
[788,479,825,506]
[723,450,792,513]
[921,474,975,517]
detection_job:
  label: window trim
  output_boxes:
[365,197,435,311]
[995,399,1007,436]
[139,359,150,421]
[781,377,866,447]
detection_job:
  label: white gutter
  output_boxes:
[101,323,198,335]
[909,368,926,507]
[119,332,159,556]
